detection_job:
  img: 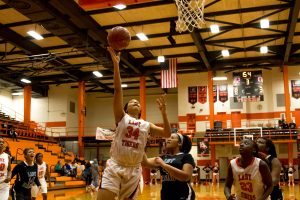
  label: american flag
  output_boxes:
[161,58,177,88]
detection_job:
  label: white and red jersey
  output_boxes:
[110,114,150,167]
[230,157,265,200]
[37,162,47,181]
[0,152,9,189]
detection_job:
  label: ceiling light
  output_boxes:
[92,71,103,77]
[221,49,230,57]
[210,24,220,33]
[260,46,268,54]
[121,84,128,88]
[213,77,227,81]
[136,33,148,41]
[12,92,23,96]
[157,56,165,62]
[113,4,126,10]
[260,19,269,29]
[21,78,31,84]
[27,30,44,40]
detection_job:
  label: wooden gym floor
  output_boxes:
[28,182,299,200]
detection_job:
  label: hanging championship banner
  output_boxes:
[197,138,209,157]
[198,86,207,104]
[219,84,228,103]
[233,70,264,102]
[213,85,217,103]
[188,86,197,105]
[291,80,300,99]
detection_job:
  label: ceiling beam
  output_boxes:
[102,4,291,29]
[283,0,300,63]
[191,30,211,69]
[89,2,291,17]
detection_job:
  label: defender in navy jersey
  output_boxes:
[257,137,282,200]
[143,133,195,200]
[11,148,40,200]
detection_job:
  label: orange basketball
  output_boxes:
[107,26,131,50]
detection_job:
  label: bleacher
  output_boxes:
[0,106,87,191]
[204,128,298,142]
[8,139,86,190]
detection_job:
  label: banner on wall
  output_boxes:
[197,138,209,157]
[188,86,197,105]
[213,85,217,103]
[198,86,207,104]
[96,127,114,140]
[219,84,228,103]
[291,80,300,99]
[233,70,264,102]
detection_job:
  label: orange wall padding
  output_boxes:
[231,111,241,128]
[79,0,154,9]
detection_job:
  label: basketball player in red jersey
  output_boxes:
[224,139,273,200]
[97,47,171,200]
[0,137,11,200]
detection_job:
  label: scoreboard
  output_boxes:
[233,70,264,102]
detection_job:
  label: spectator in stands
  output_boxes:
[257,137,282,199]
[54,160,63,175]
[203,163,211,185]
[11,148,41,200]
[0,137,11,200]
[142,133,196,200]
[63,162,71,176]
[212,162,219,185]
[224,139,273,200]
[287,163,296,186]
[70,161,78,177]
[8,127,18,142]
[74,154,80,163]
[98,47,171,200]
[31,153,50,200]
[61,146,71,157]
[91,159,99,191]
[82,161,92,189]
[74,154,85,165]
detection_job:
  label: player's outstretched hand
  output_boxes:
[107,46,121,64]
[156,94,167,113]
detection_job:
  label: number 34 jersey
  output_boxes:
[110,114,150,166]
[230,157,265,200]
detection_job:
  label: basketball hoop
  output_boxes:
[175,0,205,33]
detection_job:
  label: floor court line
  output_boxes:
[25,182,299,200]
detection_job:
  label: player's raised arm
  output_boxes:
[150,95,171,138]
[107,47,125,124]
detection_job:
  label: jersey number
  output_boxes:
[126,126,139,140]
[240,182,253,193]
[0,163,5,171]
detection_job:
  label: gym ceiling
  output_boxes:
[0,0,299,97]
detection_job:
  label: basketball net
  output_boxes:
[175,0,205,33]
